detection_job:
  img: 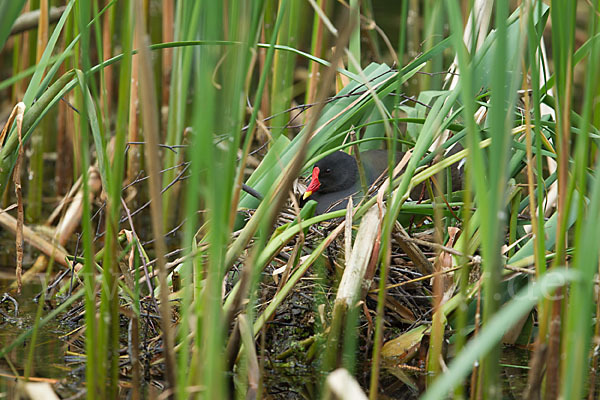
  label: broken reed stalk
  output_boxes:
[323,205,383,371]
[133,4,177,394]
[7,103,26,293]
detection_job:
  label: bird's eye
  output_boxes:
[325,168,332,173]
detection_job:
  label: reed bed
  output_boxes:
[0,0,599,399]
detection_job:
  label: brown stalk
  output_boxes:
[522,61,548,399]
[0,104,24,288]
[227,26,263,232]
[133,2,177,395]
[547,18,575,400]
[129,311,141,400]
[426,165,450,386]
[12,103,26,294]
[161,0,174,113]
[525,341,547,400]
[393,223,434,276]
[258,28,270,137]
[545,295,562,400]
[101,0,114,120]
[55,94,74,194]
[16,2,31,101]
[305,0,327,121]
[36,0,49,64]
[126,25,141,190]
[54,3,72,195]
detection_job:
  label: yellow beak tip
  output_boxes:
[303,191,312,200]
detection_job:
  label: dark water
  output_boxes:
[500,345,531,398]
[0,277,71,397]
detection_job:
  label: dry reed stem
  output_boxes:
[11,103,26,294]
[133,3,177,393]
[0,207,70,269]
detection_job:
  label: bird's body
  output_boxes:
[302,146,463,215]
[303,150,399,215]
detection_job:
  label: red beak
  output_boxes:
[303,167,321,199]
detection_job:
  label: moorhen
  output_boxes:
[302,147,463,215]
[302,150,396,215]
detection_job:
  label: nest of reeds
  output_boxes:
[41,182,468,399]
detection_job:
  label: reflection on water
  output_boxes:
[0,276,71,397]
[500,345,530,399]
